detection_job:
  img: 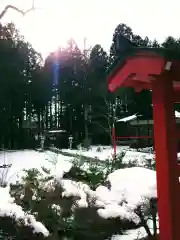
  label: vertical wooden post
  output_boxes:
[152,72,180,240]
[112,124,116,160]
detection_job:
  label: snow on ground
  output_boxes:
[0,185,49,236]
[122,151,154,166]
[62,145,130,161]
[112,219,159,240]
[0,150,73,184]
[112,227,147,240]
[62,145,154,167]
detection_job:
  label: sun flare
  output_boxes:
[0,0,113,59]
[1,0,89,58]
[21,8,76,57]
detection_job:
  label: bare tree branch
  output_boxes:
[0,5,24,19]
[135,207,152,237]
[0,3,36,20]
[91,114,109,121]
[90,121,109,133]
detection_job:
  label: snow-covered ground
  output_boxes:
[62,145,154,167]
[123,150,154,166]
[61,145,130,160]
[0,147,158,239]
[0,150,73,184]
[112,219,155,239]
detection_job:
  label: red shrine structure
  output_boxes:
[108,48,180,240]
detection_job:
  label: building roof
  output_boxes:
[47,130,66,133]
[116,114,138,123]
[117,111,180,123]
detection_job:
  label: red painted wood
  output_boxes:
[177,164,180,175]
[152,73,180,240]
[108,55,165,92]
[174,91,180,103]
[116,136,152,139]
[108,52,180,94]
[108,50,180,239]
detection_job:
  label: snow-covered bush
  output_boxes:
[9,158,137,239]
[0,185,49,239]
[61,163,159,239]
[8,152,158,240]
[11,167,74,239]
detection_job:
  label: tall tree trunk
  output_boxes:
[84,104,90,148]
[45,104,48,129]
[50,101,53,129]
[57,97,60,128]
[54,90,58,128]
[37,109,41,133]
[40,109,44,131]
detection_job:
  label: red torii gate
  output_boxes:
[108,48,180,240]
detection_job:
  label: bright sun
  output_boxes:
[21,8,75,58]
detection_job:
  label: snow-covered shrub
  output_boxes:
[64,152,137,190]
[95,167,158,238]
[0,217,48,240]
[10,159,139,239]
[9,153,158,240]
[11,167,74,239]
[19,166,123,239]
[62,163,159,239]
[63,163,105,189]
[0,185,49,239]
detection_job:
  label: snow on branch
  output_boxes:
[58,167,157,226]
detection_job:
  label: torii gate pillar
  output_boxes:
[108,49,180,240]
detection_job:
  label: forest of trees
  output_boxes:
[0,21,180,150]
[1,14,180,240]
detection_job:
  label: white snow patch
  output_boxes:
[51,204,61,216]
[107,167,157,203]
[122,151,154,167]
[55,155,73,180]
[58,166,157,225]
[112,219,159,239]
[95,167,156,224]
[175,111,180,118]
[116,111,180,123]
[59,179,91,208]
[0,150,73,184]
[116,114,138,122]
[62,145,129,161]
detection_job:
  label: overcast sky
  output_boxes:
[0,0,180,58]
